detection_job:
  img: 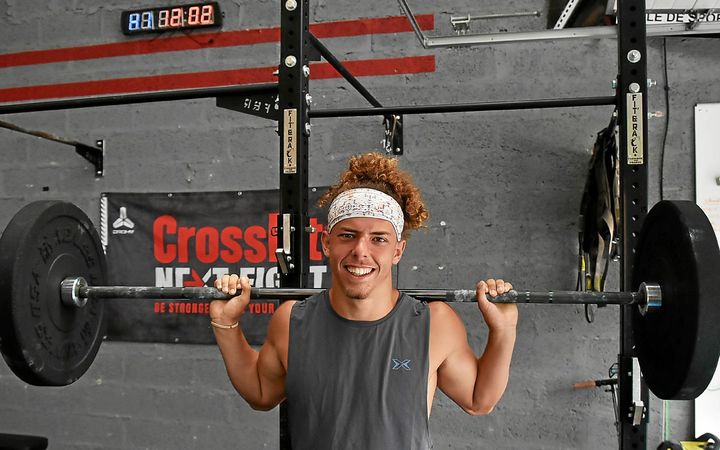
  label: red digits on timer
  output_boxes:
[158,10,169,28]
[188,5,214,25]
[170,8,183,27]
[130,4,216,32]
[201,5,214,24]
[188,6,200,25]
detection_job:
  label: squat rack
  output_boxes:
[274,1,648,448]
[0,0,650,448]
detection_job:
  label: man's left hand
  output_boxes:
[476,279,518,330]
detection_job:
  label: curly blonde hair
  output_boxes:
[318,152,429,239]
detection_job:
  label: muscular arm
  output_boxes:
[212,287,295,411]
[431,300,516,416]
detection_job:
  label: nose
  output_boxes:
[350,235,370,257]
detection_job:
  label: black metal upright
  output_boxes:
[278,0,311,448]
[616,0,649,448]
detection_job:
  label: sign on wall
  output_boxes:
[101,190,328,345]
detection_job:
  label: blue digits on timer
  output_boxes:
[127,11,154,31]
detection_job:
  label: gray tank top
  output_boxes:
[286,291,432,450]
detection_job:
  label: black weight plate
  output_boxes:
[0,201,106,386]
[632,200,720,400]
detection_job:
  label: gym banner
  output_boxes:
[101,190,328,345]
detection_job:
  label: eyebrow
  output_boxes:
[335,226,391,236]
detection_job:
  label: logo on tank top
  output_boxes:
[391,358,411,371]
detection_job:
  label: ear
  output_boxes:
[392,239,406,265]
[321,230,331,257]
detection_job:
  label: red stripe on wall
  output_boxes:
[0,56,435,103]
[0,15,434,69]
[312,55,435,79]
[309,14,433,39]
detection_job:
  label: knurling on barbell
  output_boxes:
[0,200,718,400]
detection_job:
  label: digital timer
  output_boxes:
[121,2,222,35]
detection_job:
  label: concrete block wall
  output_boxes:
[1,1,718,448]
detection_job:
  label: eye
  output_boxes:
[373,236,388,243]
[339,233,354,239]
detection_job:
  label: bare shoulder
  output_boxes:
[428,302,469,346]
[427,302,471,374]
[428,301,465,328]
[273,299,298,320]
[263,300,297,371]
[266,300,297,343]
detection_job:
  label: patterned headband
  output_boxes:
[327,188,404,241]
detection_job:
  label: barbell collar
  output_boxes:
[637,282,662,316]
[60,276,87,308]
[62,277,653,309]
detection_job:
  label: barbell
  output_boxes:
[0,200,719,401]
[58,276,661,309]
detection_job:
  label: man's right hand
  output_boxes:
[210,274,252,326]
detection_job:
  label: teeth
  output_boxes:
[347,267,372,276]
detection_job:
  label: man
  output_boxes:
[211,152,517,449]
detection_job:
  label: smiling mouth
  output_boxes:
[345,266,375,277]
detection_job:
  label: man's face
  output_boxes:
[321,217,406,300]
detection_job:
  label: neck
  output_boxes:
[328,284,399,321]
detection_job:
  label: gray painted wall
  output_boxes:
[1,0,718,448]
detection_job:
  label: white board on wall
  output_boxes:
[694,102,720,438]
